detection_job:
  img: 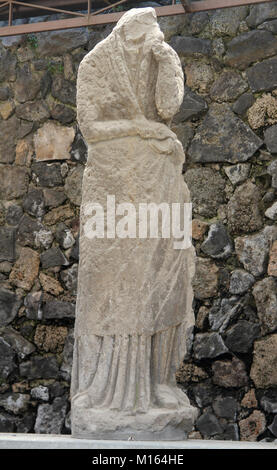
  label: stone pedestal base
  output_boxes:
[71,405,199,441]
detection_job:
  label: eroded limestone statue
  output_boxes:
[71,7,198,440]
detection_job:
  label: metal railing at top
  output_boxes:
[0,0,275,36]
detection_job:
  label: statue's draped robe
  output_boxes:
[71,29,195,411]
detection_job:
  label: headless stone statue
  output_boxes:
[71,7,198,440]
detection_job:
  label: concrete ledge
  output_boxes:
[0,433,276,449]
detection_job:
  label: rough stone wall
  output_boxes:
[1,3,277,441]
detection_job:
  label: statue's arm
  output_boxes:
[152,42,184,121]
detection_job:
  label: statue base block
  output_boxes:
[71,405,199,440]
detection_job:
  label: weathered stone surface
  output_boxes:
[0,412,16,432]
[246,57,277,92]
[0,227,16,262]
[42,300,75,320]
[34,122,75,162]
[70,130,88,164]
[0,115,20,162]
[225,30,277,69]
[31,386,49,402]
[212,357,248,388]
[43,205,74,226]
[0,393,30,415]
[224,321,260,353]
[264,124,277,153]
[15,138,33,167]
[196,412,223,438]
[19,355,59,379]
[51,76,76,106]
[229,269,255,294]
[32,162,63,187]
[176,363,208,384]
[16,100,50,122]
[60,328,74,381]
[0,100,14,120]
[40,247,68,269]
[24,291,42,320]
[209,297,242,333]
[39,272,63,296]
[60,264,78,296]
[64,165,84,206]
[23,189,45,218]
[9,247,40,291]
[0,166,28,200]
[261,392,277,413]
[258,18,277,33]
[239,410,266,441]
[253,277,277,334]
[250,334,277,388]
[191,219,208,241]
[232,92,255,116]
[269,415,277,437]
[14,64,40,103]
[209,6,248,37]
[268,240,277,275]
[0,289,21,327]
[212,396,239,420]
[235,225,277,277]
[34,397,67,434]
[170,36,212,57]
[51,103,76,125]
[224,163,250,185]
[188,104,262,163]
[55,223,75,250]
[36,28,88,57]
[192,257,219,300]
[247,93,277,129]
[6,204,23,226]
[17,214,44,247]
[210,71,248,101]
[0,327,35,359]
[0,46,16,82]
[201,222,233,259]
[184,62,214,94]
[241,389,258,409]
[184,167,225,217]
[0,337,16,379]
[171,123,194,152]
[246,3,277,27]
[34,325,68,353]
[43,189,67,209]
[193,332,228,360]
[227,181,263,234]
[267,159,277,189]
[0,86,11,101]
[173,86,207,123]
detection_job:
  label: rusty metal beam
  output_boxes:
[0,0,276,37]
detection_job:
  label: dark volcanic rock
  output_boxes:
[212,396,239,420]
[246,3,277,28]
[201,222,233,259]
[19,355,59,379]
[51,103,76,125]
[16,100,50,122]
[193,332,228,360]
[34,397,67,434]
[227,181,264,234]
[32,162,63,187]
[14,64,40,103]
[188,104,262,163]
[209,296,242,333]
[23,189,45,218]
[253,277,277,335]
[225,30,277,69]
[229,269,255,294]
[264,124,277,153]
[0,228,16,262]
[232,92,255,115]
[0,46,16,82]
[17,214,44,247]
[0,116,21,164]
[170,35,212,57]
[0,289,21,326]
[196,411,223,438]
[0,166,28,201]
[36,28,88,57]
[246,57,277,92]
[210,71,248,101]
[6,205,23,226]
[224,320,260,353]
[0,337,16,379]
[42,300,75,320]
[173,86,208,123]
[184,167,225,218]
[212,357,248,388]
[51,76,76,106]
[70,131,87,164]
[40,247,68,269]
